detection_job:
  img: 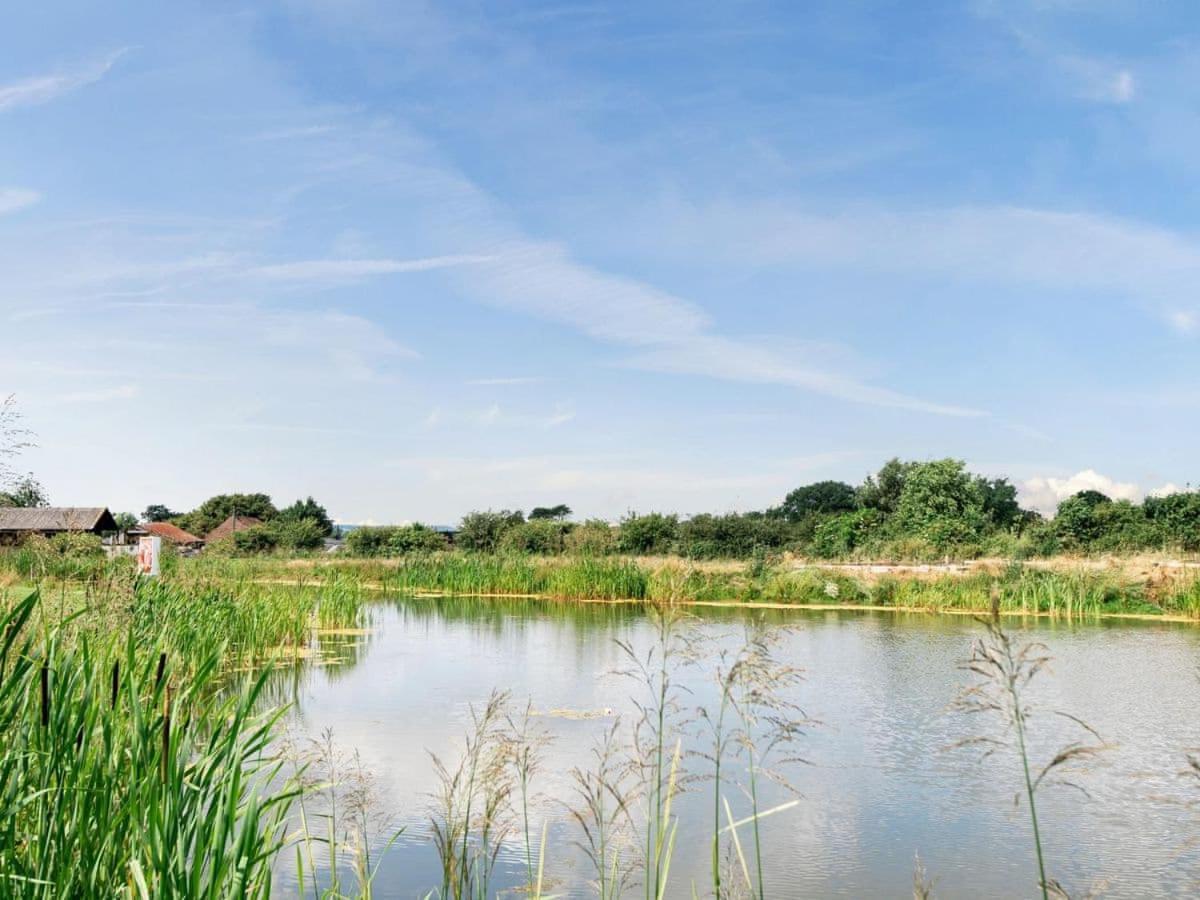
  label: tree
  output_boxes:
[775,481,857,522]
[529,504,572,521]
[457,509,525,552]
[617,512,679,555]
[0,475,48,508]
[890,459,987,549]
[278,496,334,536]
[174,493,278,537]
[1144,491,1200,551]
[976,477,1022,530]
[142,504,179,522]
[857,458,918,514]
[114,512,138,532]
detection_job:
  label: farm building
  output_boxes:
[140,521,205,549]
[0,507,119,544]
[205,514,263,543]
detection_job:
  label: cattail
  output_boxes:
[155,652,166,688]
[111,660,119,709]
[161,685,172,784]
[40,663,49,728]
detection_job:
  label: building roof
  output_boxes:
[0,507,118,533]
[142,521,204,544]
[205,514,264,542]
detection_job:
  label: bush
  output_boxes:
[48,532,104,556]
[499,520,571,554]
[676,513,794,559]
[344,524,447,556]
[231,525,280,554]
[564,519,616,555]
[272,517,326,551]
[810,509,882,558]
[617,512,679,555]
[457,510,524,553]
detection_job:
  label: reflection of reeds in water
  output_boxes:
[950,619,1108,900]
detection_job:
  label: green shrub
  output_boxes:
[457,510,524,552]
[344,524,448,556]
[499,520,571,554]
[563,519,616,555]
[617,512,679,555]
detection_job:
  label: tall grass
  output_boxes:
[0,592,295,898]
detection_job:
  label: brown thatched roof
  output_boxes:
[142,521,204,545]
[0,507,118,533]
[205,514,263,542]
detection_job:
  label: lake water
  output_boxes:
[272,597,1200,898]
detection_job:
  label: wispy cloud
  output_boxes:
[249,254,495,283]
[44,384,139,407]
[465,376,545,386]
[0,188,40,215]
[0,49,128,113]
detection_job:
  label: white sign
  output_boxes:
[137,536,161,577]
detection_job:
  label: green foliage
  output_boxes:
[977,477,1021,530]
[810,509,883,558]
[344,524,449,556]
[889,459,988,549]
[49,532,105,557]
[174,493,278,537]
[0,474,48,508]
[1144,491,1200,551]
[856,458,917,514]
[617,512,679,555]
[277,496,334,536]
[528,504,572,520]
[142,504,178,523]
[775,480,857,521]
[676,513,793,559]
[564,519,617,555]
[114,511,138,532]
[499,519,572,554]
[457,509,525,552]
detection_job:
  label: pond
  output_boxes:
[272,597,1200,898]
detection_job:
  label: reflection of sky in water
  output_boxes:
[272,600,1200,898]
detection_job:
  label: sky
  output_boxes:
[3,0,1200,524]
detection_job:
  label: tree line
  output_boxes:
[343,458,1200,560]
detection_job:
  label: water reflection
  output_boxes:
[270,596,1200,898]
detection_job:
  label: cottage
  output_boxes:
[141,521,205,549]
[0,507,119,544]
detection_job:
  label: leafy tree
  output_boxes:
[457,510,525,552]
[113,512,138,532]
[174,493,278,537]
[617,512,679,555]
[810,509,883,558]
[775,481,857,522]
[278,496,334,536]
[1071,490,1112,509]
[500,520,572,554]
[529,504,572,521]
[344,524,447,556]
[1144,491,1200,551]
[1053,494,1106,548]
[890,459,987,549]
[142,504,179,523]
[976,477,1022,530]
[0,475,48,508]
[271,517,326,551]
[564,519,616,555]
[857,458,918,514]
[676,513,793,559]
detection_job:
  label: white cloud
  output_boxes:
[1148,483,1184,498]
[0,189,40,215]
[0,50,128,113]
[249,254,495,283]
[465,376,544,386]
[1020,468,1140,514]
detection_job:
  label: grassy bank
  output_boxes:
[172,553,1200,620]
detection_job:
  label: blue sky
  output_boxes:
[2,0,1199,523]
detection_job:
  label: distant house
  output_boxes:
[141,521,205,549]
[0,507,119,544]
[205,514,263,543]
